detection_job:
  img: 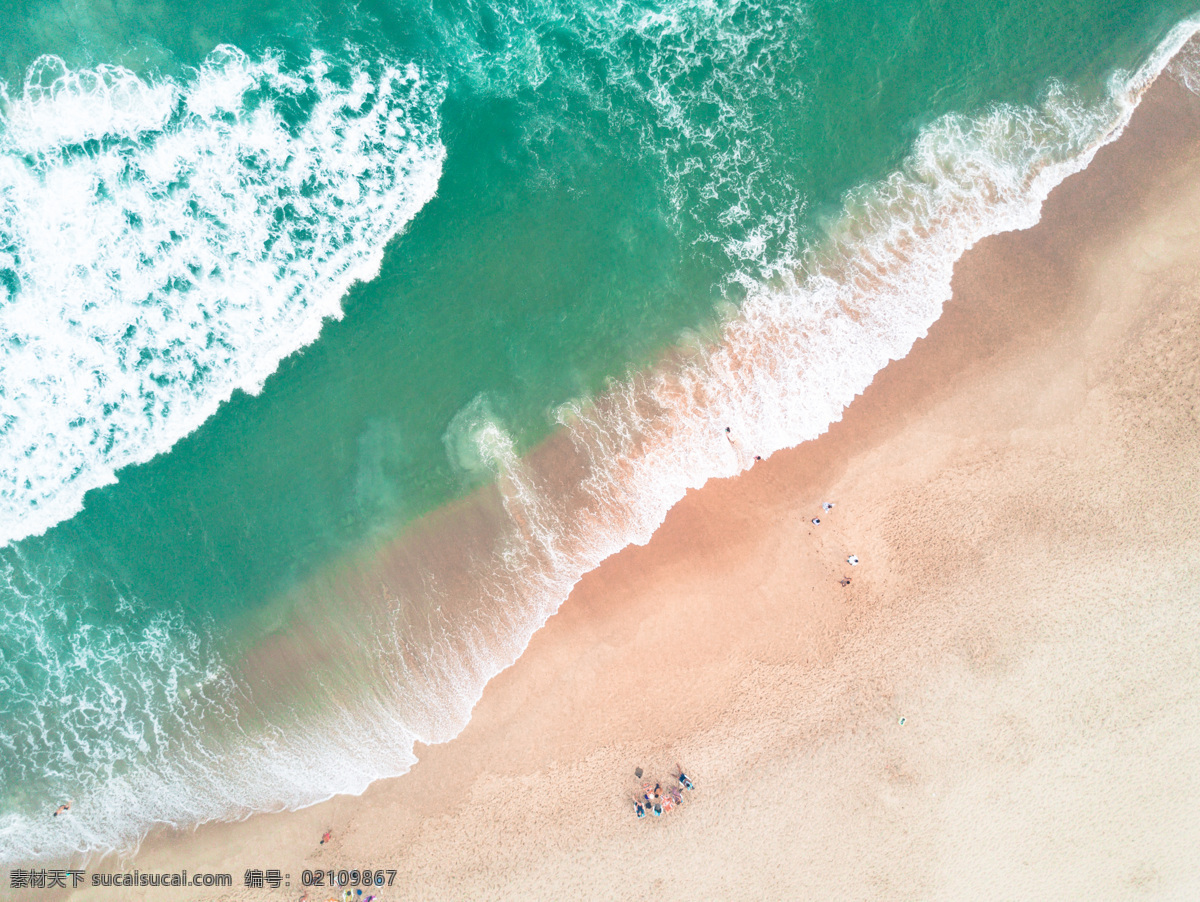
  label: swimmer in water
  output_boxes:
[53,801,71,817]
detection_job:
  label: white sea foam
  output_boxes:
[448,0,807,273]
[1169,33,1200,94]
[0,46,445,546]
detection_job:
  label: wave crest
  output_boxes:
[0,46,445,546]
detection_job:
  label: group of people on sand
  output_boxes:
[632,768,694,819]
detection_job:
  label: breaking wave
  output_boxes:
[0,46,444,546]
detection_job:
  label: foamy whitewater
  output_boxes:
[3,17,1199,867]
[0,46,444,545]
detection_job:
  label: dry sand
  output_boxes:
[62,72,1200,902]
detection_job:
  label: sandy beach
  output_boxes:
[54,65,1200,902]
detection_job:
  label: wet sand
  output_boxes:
[64,71,1200,901]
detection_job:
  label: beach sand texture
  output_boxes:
[66,65,1200,902]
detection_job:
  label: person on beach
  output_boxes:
[847,555,859,566]
[652,802,663,816]
[823,502,834,511]
[635,800,646,818]
[839,577,851,587]
[53,801,71,817]
[320,829,332,845]
[678,770,694,790]
[812,517,820,525]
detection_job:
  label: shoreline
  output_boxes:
[48,55,1200,901]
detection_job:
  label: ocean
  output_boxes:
[0,0,1196,862]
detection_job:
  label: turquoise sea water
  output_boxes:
[0,0,1196,860]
